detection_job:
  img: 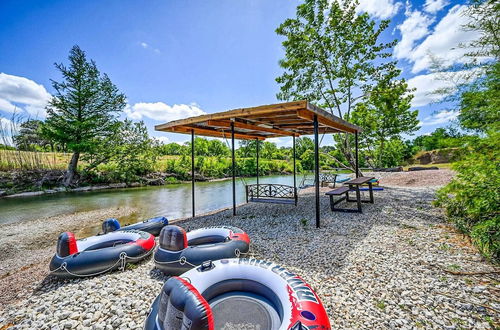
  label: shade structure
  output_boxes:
[155,100,361,228]
[155,100,361,139]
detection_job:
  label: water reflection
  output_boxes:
[0,174,345,225]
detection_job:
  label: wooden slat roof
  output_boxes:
[155,100,361,140]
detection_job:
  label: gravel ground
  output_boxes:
[0,207,136,309]
[375,169,456,187]
[1,171,499,329]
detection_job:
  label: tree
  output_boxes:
[14,119,54,151]
[237,140,258,158]
[82,120,158,182]
[43,46,126,186]
[296,137,314,159]
[349,74,419,167]
[459,62,500,132]
[158,142,187,156]
[276,0,399,173]
[435,0,500,260]
[207,139,230,157]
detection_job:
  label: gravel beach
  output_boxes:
[1,170,499,329]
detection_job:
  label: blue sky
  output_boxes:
[0,0,479,146]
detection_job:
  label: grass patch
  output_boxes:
[375,300,387,310]
[438,243,451,251]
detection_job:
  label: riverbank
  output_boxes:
[1,170,498,329]
[0,207,136,309]
[0,169,297,198]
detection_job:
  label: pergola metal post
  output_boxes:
[231,121,236,216]
[191,129,195,218]
[313,115,320,228]
[256,139,259,186]
[292,135,296,190]
[355,131,359,178]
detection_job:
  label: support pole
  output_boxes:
[191,129,195,217]
[355,131,359,178]
[292,135,296,190]
[231,121,236,216]
[256,139,259,187]
[313,115,320,228]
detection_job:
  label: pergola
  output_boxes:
[156,100,362,228]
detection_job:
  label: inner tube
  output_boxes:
[154,225,250,275]
[49,230,155,279]
[145,258,330,330]
[102,216,168,236]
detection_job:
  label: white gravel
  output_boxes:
[1,174,499,329]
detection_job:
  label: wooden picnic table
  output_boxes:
[325,176,375,213]
[343,176,375,212]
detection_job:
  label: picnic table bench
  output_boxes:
[325,176,375,213]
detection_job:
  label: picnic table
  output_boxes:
[325,176,375,213]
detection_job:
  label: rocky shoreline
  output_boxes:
[1,170,498,329]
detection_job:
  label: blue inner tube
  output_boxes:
[102,216,168,236]
[49,230,156,279]
[154,225,250,276]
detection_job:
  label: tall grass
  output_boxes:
[0,112,69,171]
[0,150,70,171]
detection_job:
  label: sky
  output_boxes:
[0,0,480,147]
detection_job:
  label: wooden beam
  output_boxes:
[155,100,308,131]
[296,110,357,133]
[305,102,361,133]
[207,120,299,137]
[170,126,266,140]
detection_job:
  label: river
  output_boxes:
[0,174,349,225]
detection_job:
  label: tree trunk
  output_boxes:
[64,152,80,186]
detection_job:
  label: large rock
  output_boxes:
[415,148,464,165]
[408,166,439,171]
[372,166,403,172]
[6,191,45,198]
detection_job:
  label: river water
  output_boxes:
[0,174,343,225]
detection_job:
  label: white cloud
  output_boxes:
[357,0,402,19]
[408,68,483,107]
[420,109,459,126]
[394,9,434,60]
[266,137,293,148]
[125,102,206,122]
[424,0,449,14]
[139,42,161,54]
[408,5,481,73]
[154,136,170,144]
[0,73,51,117]
[407,72,455,107]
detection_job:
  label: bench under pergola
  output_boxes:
[155,100,362,228]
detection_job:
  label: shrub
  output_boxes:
[435,132,499,261]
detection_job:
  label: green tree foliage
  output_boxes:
[435,0,499,261]
[43,45,126,186]
[275,0,403,172]
[184,138,230,157]
[82,120,158,183]
[349,74,419,167]
[435,132,499,260]
[14,119,55,151]
[157,142,187,156]
[412,127,475,151]
[459,62,500,132]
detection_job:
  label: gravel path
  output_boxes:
[1,171,499,329]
